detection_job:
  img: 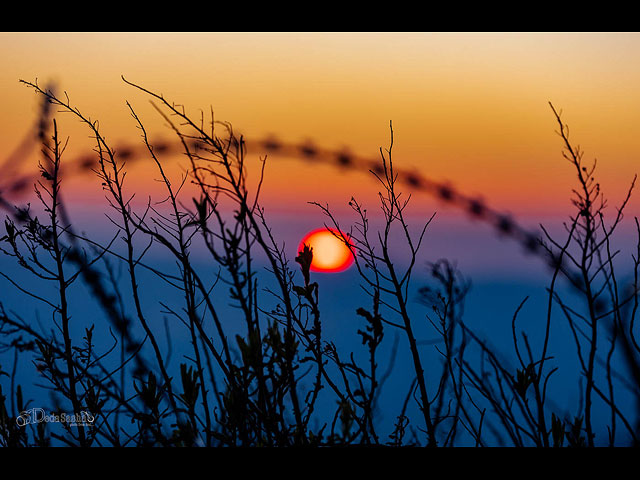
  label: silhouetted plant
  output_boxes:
[0,78,638,446]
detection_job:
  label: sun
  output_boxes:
[298,228,354,273]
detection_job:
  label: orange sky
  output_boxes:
[2,32,640,222]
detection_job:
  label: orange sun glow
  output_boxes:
[298,228,355,273]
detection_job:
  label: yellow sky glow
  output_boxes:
[2,32,640,220]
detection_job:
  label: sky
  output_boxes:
[1,31,640,445]
[2,32,640,221]
[2,31,640,283]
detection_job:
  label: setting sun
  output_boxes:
[298,228,354,273]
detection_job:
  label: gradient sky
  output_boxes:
[2,32,640,234]
[4,33,639,445]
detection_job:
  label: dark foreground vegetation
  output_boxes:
[0,78,639,446]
